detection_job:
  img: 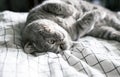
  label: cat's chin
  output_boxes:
[31,50,64,56]
[28,44,71,56]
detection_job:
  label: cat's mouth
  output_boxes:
[48,43,68,54]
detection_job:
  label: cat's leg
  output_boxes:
[105,15,120,30]
[111,18,120,30]
[73,10,100,40]
[42,1,74,17]
[88,26,120,42]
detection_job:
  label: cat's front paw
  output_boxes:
[85,10,102,22]
[76,10,101,37]
[89,10,106,21]
[42,2,74,17]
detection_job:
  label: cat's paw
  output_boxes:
[89,10,106,20]
[110,32,120,42]
[85,10,102,22]
[42,2,74,17]
[76,10,101,37]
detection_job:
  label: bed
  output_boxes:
[0,11,120,77]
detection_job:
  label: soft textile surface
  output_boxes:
[0,11,120,77]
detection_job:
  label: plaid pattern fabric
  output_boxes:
[0,11,120,77]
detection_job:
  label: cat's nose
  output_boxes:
[59,44,67,50]
[56,41,67,50]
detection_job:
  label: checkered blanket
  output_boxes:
[0,11,120,77]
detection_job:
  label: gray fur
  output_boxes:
[22,0,120,55]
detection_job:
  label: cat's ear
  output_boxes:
[76,10,100,37]
[24,42,35,54]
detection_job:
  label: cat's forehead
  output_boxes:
[38,26,65,40]
[41,29,65,39]
[36,20,65,32]
[31,19,67,38]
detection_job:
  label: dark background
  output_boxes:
[0,0,120,12]
[0,0,44,12]
[87,0,120,11]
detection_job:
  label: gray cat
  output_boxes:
[22,0,120,55]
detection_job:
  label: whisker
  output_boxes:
[70,41,81,44]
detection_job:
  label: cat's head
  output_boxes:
[23,19,72,54]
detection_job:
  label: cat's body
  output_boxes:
[22,0,120,55]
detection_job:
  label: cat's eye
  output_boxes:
[48,40,55,44]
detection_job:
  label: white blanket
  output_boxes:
[0,11,120,77]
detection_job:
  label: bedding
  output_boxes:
[0,11,120,77]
